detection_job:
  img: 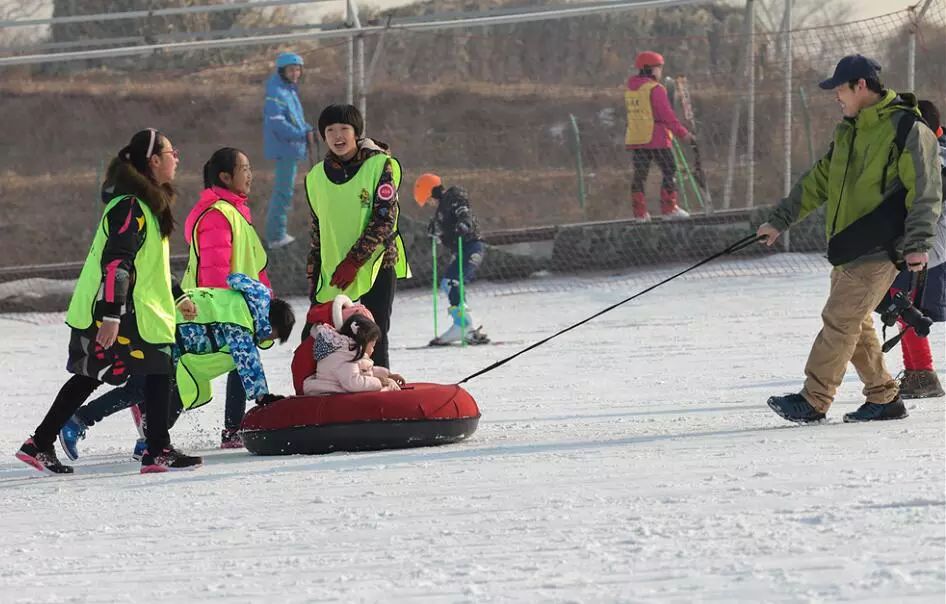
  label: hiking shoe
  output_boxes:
[140,446,203,473]
[15,438,74,474]
[220,429,244,450]
[843,397,909,423]
[132,438,147,461]
[767,393,826,424]
[58,415,88,461]
[898,370,945,399]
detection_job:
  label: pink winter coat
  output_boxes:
[625,75,689,150]
[184,186,272,289]
[301,324,395,396]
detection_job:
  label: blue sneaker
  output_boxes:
[58,415,88,461]
[132,438,147,462]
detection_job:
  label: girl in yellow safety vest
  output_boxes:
[182,147,272,448]
[304,104,410,369]
[16,129,202,475]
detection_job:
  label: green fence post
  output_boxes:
[569,114,587,216]
[798,87,815,165]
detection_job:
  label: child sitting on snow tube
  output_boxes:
[302,315,406,395]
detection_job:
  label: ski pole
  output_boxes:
[432,236,439,340]
[458,237,466,347]
[457,234,763,384]
[672,138,692,212]
[689,140,713,213]
[675,74,713,213]
[674,138,704,211]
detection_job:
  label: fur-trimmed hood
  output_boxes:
[101,157,176,237]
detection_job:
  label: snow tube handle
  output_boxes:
[332,295,354,330]
[331,295,375,330]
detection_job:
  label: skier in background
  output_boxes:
[414,173,489,346]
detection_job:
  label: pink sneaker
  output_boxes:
[220,429,244,449]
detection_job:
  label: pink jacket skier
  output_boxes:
[624,50,691,221]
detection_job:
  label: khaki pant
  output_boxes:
[801,259,900,412]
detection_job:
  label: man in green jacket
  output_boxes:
[758,54,943,424]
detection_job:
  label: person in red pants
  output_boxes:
[624,50,694,221]
[890,99,946,398]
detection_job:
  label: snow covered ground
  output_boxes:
[0,255,943,603]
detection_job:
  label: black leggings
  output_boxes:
[631,148,677,193]
[33,374,172,452]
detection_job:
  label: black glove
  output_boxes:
[257,394,286,406]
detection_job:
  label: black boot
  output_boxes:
[843,397,908,423]
[767,393,826,424]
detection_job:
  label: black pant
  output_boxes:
[33,373,172,452]
[76,375,146,427]
[359,266,396,368]
[224,370,247,431]
[631,148,677,193]
[443,240,486,307]
[77,369,246,432]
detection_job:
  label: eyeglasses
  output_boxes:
[159,149,180,160]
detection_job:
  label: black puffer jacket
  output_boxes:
[427,186,481,252]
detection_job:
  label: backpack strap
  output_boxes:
[893,109,923,156]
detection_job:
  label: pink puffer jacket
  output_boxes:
[184,186,272,289]
[301,324,396,396]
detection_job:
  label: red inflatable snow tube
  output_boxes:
[240,383,481,455]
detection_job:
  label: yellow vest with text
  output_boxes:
[305,154,409,303]
[65,195,176,345]
[625,80,660,146]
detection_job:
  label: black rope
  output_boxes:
[457,234,763,385]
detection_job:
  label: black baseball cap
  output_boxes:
[818,54,882,90]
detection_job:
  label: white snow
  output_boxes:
[0,255,943,603]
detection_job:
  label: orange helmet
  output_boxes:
[413,173,442,206]
[635,51,664,70]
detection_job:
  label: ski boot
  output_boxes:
[631,192,651,222]
[430,306,489,346]
[660,189,689,219]
[465,326,491,345]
